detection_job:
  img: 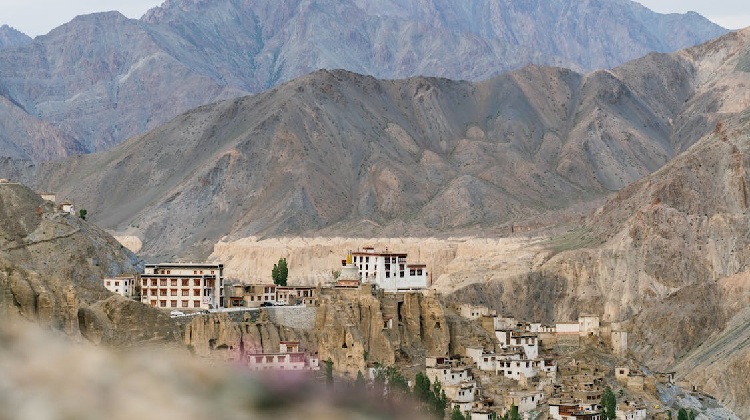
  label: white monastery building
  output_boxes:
[351,247,429,291]
[140,263,224,310]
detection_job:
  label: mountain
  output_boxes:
[27,28,750,260]
[0,0,727,159]
[450,29,750,417]
[0,181,177,345]
[0,25,31,49]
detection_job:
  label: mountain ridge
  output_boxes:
[0,0,728,160]
[25,28,750,260]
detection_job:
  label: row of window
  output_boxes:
[155,269,216,275]
[144,278,209,287]
[105,280,133,287]
[142,289,211,297]
[150,300,203,308]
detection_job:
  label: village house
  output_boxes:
[351,247,429,291]
[459,304,497,320]
[240,284,317,308]
[140,262,224,310]
[58,200,75,215]
[616,401,647,420]
[246,341,319,371]
[578,314,600,337]
[39,192,56,203]
[505,390,545,414]
[103,275,137,298]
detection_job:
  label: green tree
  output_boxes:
[601,387,617,420]
[688,410,696,420]
[414,372,431,402]
[324,358,334,387]
[667,411,672,420]
[272,257,288,286]
[677,408,689,420]
[508,404,521,420]
[451,405,465,420]
[78,208,87,220]
[430,379,447,418]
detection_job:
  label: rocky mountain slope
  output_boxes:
[0,182,177,345]
[27,28,750,260]
[0,0,726,159]
[449,29,750,417]
[0,25,30,49]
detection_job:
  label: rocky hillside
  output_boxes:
[450,29,750,417]
[0,182,177,345]
[0,0,726,159]
[0,25,30,49]
[27,28,750,260]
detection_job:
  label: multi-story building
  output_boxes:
[104,275,137,298]
[351,247,429,291]
[245,341,320,371]
[140,263,224,310]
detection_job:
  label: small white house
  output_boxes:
[104,276,136,297]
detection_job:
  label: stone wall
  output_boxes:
[263,307,318,330]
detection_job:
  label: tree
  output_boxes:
[600,387,616,420]
[272,257,288,286]
[508,404,521,420]
[78,209,87,220]
[451,405,465,420]
[324,358,334,387]
[414,372,431,402]
[430,379,447,418]
[667,411,672,420]
[688,410,696,420]
[677,408,689,420]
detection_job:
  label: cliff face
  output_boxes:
[0,182,178,346]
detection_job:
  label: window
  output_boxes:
[160,279,167,286]
[194,301,200,307]
[410,270,416,276]
[182,300,188,307]
[142,289,148,297]
[142,279,147,286]
[193,270,197,275]
[114,281,119,286]
[160,289,167,296]
[194,289,201,296]
[170,279,177,286]
[182,279,189,286]
[106,281,111,286]
[171,289,177,296]
[171,300,177,307]
[182,290,189,296]
[151,279,157,286]
[160,300,166,307]
[200,271,203,274]
[166,270,171,274]
[211,270,214,274]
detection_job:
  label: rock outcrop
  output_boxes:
[0,182,180,347]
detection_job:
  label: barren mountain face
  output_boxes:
[30,29,750,261]
[0,0,727,160]
[451,29,750,418]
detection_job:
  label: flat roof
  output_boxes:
[145,263,223,268]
